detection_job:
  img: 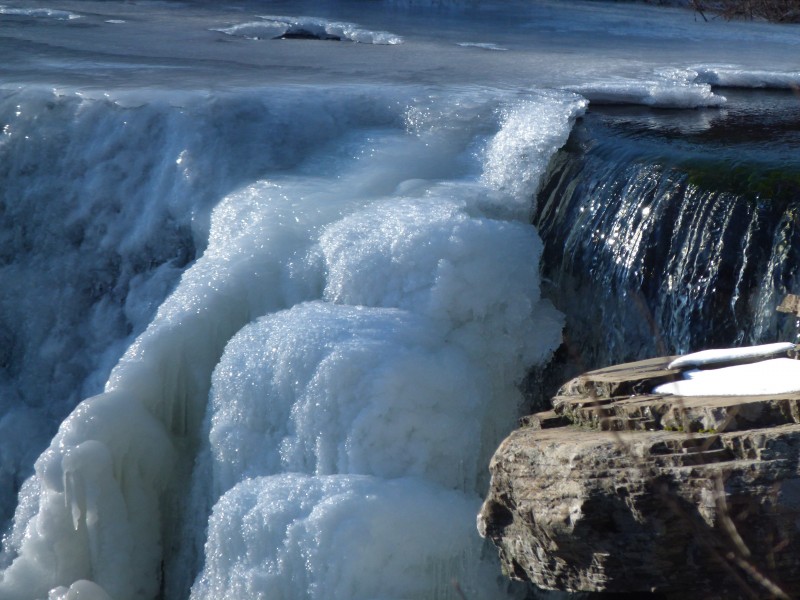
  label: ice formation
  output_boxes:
[212,15,403,44]
[0,87,576,599]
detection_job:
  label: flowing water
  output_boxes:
[0,1,798,599]
[537,89,800,378]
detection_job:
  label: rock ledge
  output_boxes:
[479,355,800,599]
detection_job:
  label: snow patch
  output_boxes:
[655,358,800,397]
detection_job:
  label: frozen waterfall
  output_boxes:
[1,0,800,598]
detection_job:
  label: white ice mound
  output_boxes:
[667,342,796,370]
[190,474,503,600]
[49,580,112,600]
[655,357,800,397]
[212,15,403,44]
[0,391,174,600]
[208,302,485,493]
[206,189,565,496]
[482,93,587,206]
[692,66,800,89]
[567,78,725,108]
[0,5,80,19]
[0,89,571,600]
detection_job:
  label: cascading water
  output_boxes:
[536,89,800,376]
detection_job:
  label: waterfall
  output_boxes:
[536,96,800,375]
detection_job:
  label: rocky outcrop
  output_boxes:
[479,355,800,599]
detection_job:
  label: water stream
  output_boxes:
[536,89,800,383]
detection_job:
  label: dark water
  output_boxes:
[534,88,800,387]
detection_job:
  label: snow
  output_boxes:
[667,342,796,370]
[655,358,800,397]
